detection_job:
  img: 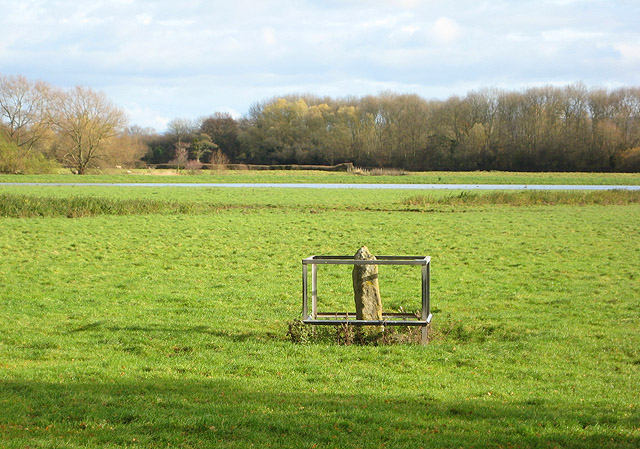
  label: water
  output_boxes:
[1,182,639,190]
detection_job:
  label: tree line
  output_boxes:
[0,74,145,174]
[2,73,640,173]
[134,84,640,173]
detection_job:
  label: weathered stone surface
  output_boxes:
[352,246,383,321]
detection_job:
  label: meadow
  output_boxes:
[0,173,639,448]
[1,168,640,185]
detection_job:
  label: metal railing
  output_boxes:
[302,255,432,344]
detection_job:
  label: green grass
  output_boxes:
[405,189,640,207]
[0,193,231,218]
[1,169,639,185]
[1,188,639,219]
[1,181,639,448]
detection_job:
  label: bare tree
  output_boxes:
[166,117,197,144]
[100,133,148,168]
[209,148,230,166]
[0,74,51,151]
[171,141,190,170]
[49,86,127,174]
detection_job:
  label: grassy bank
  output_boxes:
[0,184,638,448]
[404,189,640,207]
[1,189,639,218]
[1,169,640,185]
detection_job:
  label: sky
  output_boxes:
[1,0,639,131]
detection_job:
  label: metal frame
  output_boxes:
[302,255,432,344]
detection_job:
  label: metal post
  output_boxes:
[311,263,318,319]
[302,263,308,319]
[301,255,432,344]
[421,261,429,345]
[426,259,431,316]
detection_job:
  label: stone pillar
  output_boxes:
[352,246,383,322]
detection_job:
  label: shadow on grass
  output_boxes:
[1,378,638,448]
[68,322,266,343]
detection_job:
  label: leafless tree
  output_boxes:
[0,74,51,151]
[49,86,127,174]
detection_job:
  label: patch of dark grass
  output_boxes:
[286,320,423,345]
[0,193,224,218]
[4,378,639,449]
[2,186,639,448]
[428,321,522,343]
[404,189,640,207]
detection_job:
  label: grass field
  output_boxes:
[1,173,639,448]
[1,169,640,185]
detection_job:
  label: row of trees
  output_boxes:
[0,74,145,174]
[237,86,640,172]
[142,113,239,167]
[3,73,640,173]
[148,85,640,172]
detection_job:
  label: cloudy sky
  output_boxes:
[1,0,638,131]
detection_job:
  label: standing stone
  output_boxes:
[352,246,383,321]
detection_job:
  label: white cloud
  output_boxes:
[431,17,462,44]
[262,27,278,47]
[136,14,153,26]
[613,42,640,64]
[157,19,196,27]
[543,0,596,5]
[123,105,170,132]
[1,0,638,130]
[390,0,424,7]
[506,33,533,42]
[542,29,606,42]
